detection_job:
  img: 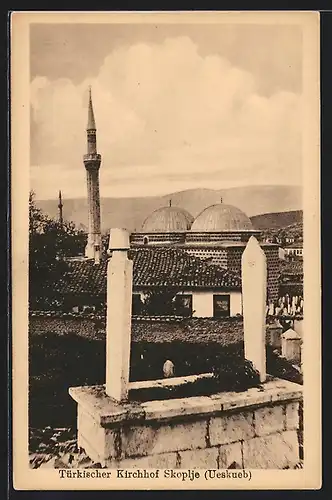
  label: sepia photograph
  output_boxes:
[11,11,321,490]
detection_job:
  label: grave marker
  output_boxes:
[242,236,267,383]
[105,228,133,402]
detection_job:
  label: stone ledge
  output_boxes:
[69,378,302,428]
[129,372,213,391]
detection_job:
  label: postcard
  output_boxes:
[11,10,321,490]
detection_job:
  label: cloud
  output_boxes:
[30,36,302,199]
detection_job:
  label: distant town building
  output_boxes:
[284,241,303,258]
[279,259,303,297]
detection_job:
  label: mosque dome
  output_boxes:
[191,201,253,232]
[141,205,194,232]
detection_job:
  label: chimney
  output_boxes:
[94,244,100,265]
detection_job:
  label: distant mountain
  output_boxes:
[36,185,302,232]
[250,210,303,230]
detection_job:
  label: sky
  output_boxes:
[30,22,303,200]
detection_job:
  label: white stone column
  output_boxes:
[105,228,133,402]
[242,236,267,383]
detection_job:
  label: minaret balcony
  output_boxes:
[84,153,102,162]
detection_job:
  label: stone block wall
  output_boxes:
[226,245,280,303]
[29,314,246,345]
[70,380,302,469]
[29,315,98,339]
[264,246,281,302]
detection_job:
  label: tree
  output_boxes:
[142,288,193,317]
[29,191,87,290]
[142,289,178,316]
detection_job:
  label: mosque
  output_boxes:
[60,88,280,303]
[130,199,280,301]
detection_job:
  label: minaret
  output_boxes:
[84,87,102,261]
[58,190,63,225]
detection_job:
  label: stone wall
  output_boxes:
[29,315,99,338]
[226,245,280,303]
[70,379,302,469]
[29,314,245,345]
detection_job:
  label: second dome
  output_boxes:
[191,203,253,232]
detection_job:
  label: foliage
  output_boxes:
[139,288,193,317]
[142,289,177,316]
[266,345,303,385]
[29,333,303,428]
[29,191,87,287]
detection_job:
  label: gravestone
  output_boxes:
[105,228,133,402]
[241,236,267,383]
[281,328,302,364]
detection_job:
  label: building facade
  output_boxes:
[32,247,243,318]
[284,242,303,258]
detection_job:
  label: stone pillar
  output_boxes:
[281,329,302,365]
[105,228,133,402]
[242,236,267,383]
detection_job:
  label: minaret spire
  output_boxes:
[84,86,102,262]
[87,86,96,131]
[58,190,63,225]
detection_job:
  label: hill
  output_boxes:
[250,210,303,230]
[36,185,302,232]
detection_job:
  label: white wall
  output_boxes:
[285,248,303,257]
[279,247,285,260]
[192,291,213,317]
[181,290,242,318]
[230,292,243,317]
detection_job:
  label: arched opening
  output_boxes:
[143,236,149,245]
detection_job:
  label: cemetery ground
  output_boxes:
[28,233,303,470]
[29,332,303,469]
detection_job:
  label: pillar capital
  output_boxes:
[108,228,131,251]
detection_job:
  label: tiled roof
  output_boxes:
[132,247,240,288]
[38,247,241,297]
[284,241,303,249]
